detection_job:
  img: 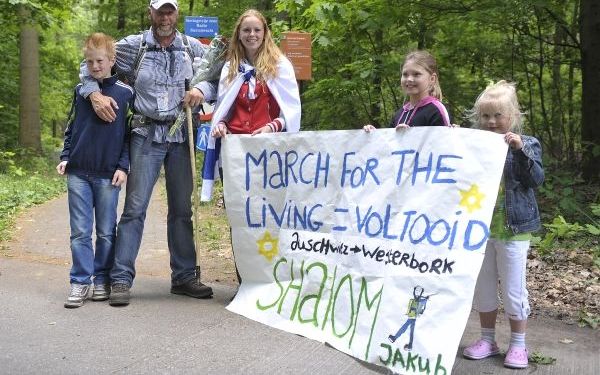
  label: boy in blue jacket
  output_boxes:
[58,33,133,308]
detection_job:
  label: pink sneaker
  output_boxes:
[463,339,500,360]
[504,346,528,369]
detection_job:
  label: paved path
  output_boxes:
[1,187,598,374]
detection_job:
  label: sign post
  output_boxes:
[280,32,312,81]
[184,16,219,38]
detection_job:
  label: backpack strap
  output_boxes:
[133,30,149,80]
[181,34,195,60]
[132,30,194,80]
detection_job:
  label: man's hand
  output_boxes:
[183,87,205,108]
[90,92,118,122]
[112,170,127,187]
[56,161,68,175]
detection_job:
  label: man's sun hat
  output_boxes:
[149,0,178,10]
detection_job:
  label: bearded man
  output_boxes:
[79,0,216,306]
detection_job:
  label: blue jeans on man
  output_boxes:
[67,173,119,285]
[110,133,198,287]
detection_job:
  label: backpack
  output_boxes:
[132,30,194,80]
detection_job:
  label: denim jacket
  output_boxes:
[503,135,544,234]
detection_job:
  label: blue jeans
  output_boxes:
[67,173,119,285]
[110,133,197,286]
[390,318,416,346]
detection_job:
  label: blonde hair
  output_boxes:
[403,50,443,100]
[226,9,282,83]
[83,32,116,60]
[470,80,523,133]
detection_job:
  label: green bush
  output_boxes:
[0,150,65,242]
[535,160,600,266]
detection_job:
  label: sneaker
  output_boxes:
[504,346,528,369]
[109,283,130,306]
[171,279,213,299]
[64,283,90,308]
[91,284,110,301]
[463,339,500,360]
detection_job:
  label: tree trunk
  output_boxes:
[117,0,126,32]
[18,5,42,153]
[371,29,383,126]
[580,0,600,181]
[258,0,273,11]
[534,10,554,156]
[566,0,580,163]
[551,21,565,160]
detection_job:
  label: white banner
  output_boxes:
[220,127,507,374]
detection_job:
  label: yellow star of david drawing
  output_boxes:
[459,184,486,213]
[257,231,279,261]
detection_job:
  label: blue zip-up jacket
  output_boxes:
[60,76,134,179]
[504,135,544,234]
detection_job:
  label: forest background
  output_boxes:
[1,0,598,326]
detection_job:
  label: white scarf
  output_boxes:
[200,56,301,201]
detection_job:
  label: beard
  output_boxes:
[155,25,174,37]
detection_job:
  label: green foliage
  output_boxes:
[538,163,588,220]
[0,7,21,148]
[199,202,230,252]
[529,351,557,365]
[0,151,25,176]
[40,2,95,136]
[0,150,66,241]
[2,0,597,258]
[536,212,600,259]
[535,157,599,261]
[536,172,600,262]
[538,215,583,255]
[0,0,93,149]
[578,310,600,329]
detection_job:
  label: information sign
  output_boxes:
[280,32,312,80]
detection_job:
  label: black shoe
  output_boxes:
[109,283,130,306]
[388,335,396,343]
[171,279,213,299]
[404,344,412,351]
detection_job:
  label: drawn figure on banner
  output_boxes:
[388,285,437,351]
[364,50,451,131]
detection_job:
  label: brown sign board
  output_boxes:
[280,32,312,81]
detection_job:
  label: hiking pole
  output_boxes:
[184,79,202,283]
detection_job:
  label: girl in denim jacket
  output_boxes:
[463,81,544,369]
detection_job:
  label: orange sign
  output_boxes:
[280,32,312,81]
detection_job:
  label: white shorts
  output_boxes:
[473,238,530,320]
